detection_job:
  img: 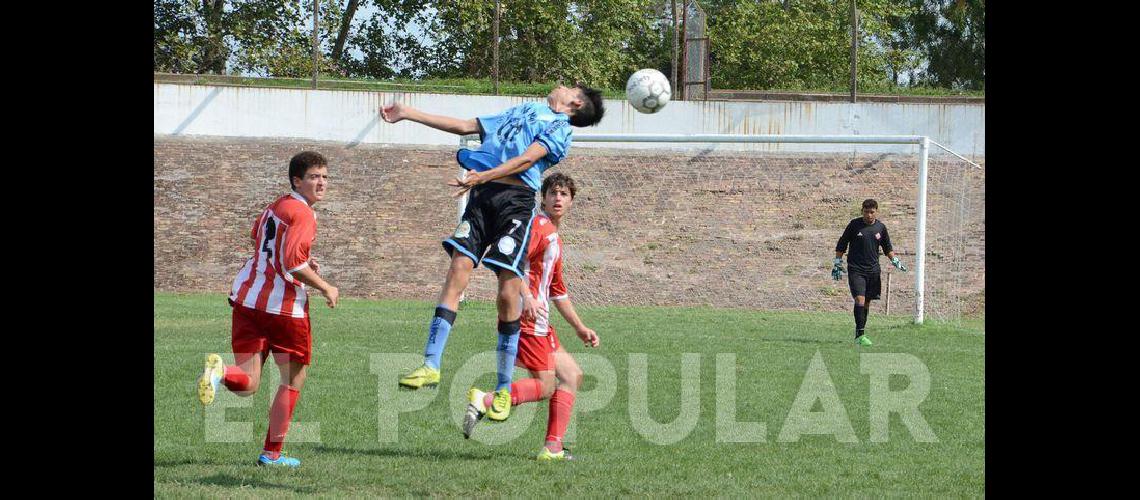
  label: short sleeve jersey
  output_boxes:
[835,218,894,274]
[520,213,568,337]
[229,192,317,318]
[457,101,573,191]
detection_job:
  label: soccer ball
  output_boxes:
[626,69,671,114]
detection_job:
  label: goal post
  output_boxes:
[458,133,982,325]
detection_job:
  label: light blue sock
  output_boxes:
[423,305,456,370]
[495,319,520,391]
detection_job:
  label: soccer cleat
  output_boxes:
[536,446,574,461]
[257,452,301,468]
[463,387,487,439]
[197,353,225,405]
[398,364,441,390]
[856,335,873,347]
[486,388,511,421]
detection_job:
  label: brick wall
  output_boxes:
[154,135,984,318]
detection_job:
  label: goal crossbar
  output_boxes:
[575,133,925,145]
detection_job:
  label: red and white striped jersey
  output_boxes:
[521,213,567,337]
[229,192,317,318]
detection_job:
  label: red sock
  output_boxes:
[544,389,575,453]
[483,378,546,408]
[263,384,301,456]
[223,365,252,392]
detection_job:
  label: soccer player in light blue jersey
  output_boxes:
[381,85,605,421]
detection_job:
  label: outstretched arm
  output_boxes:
[380,102,479,136]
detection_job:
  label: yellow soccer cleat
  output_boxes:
[486,388,512,421]
[398,364,441,390]
[197,353,224,405]
[536,446,574,461]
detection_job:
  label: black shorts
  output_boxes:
[848,270,882,300]
[443,182,537,278]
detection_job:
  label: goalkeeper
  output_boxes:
[831,199,908,346]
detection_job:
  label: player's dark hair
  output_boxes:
[570,85,605,127]
[862,199,878,210]
[542,172,578,199]
[289,151,328,191]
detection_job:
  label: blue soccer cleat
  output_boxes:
[257,452,301,468]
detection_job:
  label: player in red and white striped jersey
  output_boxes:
[196,151,339,468]
[463,173,600,461]
[517,211,567,338]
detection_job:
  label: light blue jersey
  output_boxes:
[456,102,573,191]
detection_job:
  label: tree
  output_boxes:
[203,0,228,73]
[909,0,984,89]
[154,0,233,74]
[404,0,669,88]
[707,0,912,92]
[153,0,983,92]
[154,0,203,73]
[331,0,361,63]
[154,0,344,77]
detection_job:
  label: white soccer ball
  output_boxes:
[626,69,671,114]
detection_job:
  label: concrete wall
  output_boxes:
[153,84,984,156]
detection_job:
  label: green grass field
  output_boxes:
[154,292,984,497]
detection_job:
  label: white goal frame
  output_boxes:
[460,133,980,324]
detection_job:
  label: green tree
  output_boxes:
[333,0,427,79]
[154,0,229,73]
[894,0,984,89]
[154,0,982,92]
[154,0,344,77]
[407,0,669,89]
[708,0,912,92]
[331,0,362,63]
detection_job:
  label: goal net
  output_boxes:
[457,134,984,324]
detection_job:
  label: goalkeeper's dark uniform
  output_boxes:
[836,218,893,300]
[836,218,894,338]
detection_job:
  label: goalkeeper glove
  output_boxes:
[831,258,844,281]
[890,256,908,272]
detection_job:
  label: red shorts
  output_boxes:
[516,329,561,372]
[231,303,313,365]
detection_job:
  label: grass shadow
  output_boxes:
[765,337,849,345]
[179,473,317,494]
[154,456,239,468]
[873,323,913,332]
[313,444,497,461]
